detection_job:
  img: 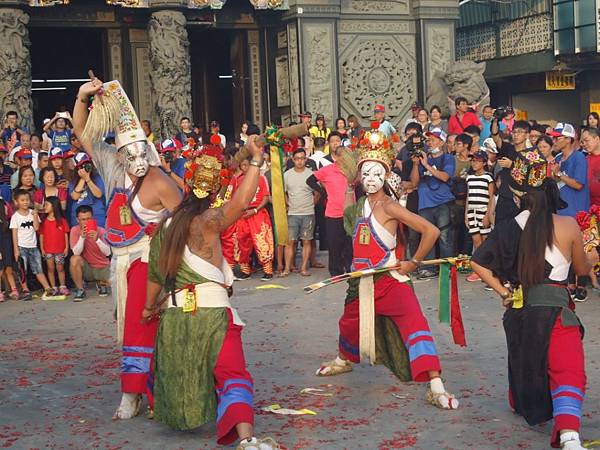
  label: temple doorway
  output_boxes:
[29,27,107,129]
[189,28,251,143]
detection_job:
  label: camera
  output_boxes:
[81,162,93,173]
[408,132,426,158]
[493,105,514,121]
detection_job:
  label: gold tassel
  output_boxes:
[81,90,121,144]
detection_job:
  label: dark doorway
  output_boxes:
[189,28,250,144]
[29,27,106,130]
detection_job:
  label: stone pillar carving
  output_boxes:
[107,29,123,82]
[300,21,338,124]
[247,30,264,127]
[129,29,157,130]
[411,0,459,104]
[287,22,301,120]
[0,9,33,131]
[148,10,192,138]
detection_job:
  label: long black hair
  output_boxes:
[517,187,555,288]
[44,195,66,222]
[158,194,212,282]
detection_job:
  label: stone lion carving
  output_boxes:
[148,11,193,139]
[426,60,490,117]
[0,10,33,131]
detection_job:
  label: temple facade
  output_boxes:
[0,0,458,136]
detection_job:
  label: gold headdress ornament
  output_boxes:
[183,135,225,203]
[355,121,396,171]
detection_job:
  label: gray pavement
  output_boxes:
[1,263,600,450]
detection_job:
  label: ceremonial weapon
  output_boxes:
[303,256,470,294]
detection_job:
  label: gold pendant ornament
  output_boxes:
[359,225,371,245]
[182,288,197,313]
[119,205,133,225]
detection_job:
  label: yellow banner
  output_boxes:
[269,145,289,246]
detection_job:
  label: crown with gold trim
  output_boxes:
[355,121,396,171]
[183,135,224,201]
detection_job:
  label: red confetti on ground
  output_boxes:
[378,432,418,449]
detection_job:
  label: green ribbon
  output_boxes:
[438,262,450,324]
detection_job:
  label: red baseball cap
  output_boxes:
[16,148,32,159]
[374,104,385,113]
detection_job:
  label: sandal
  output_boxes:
[236,437,280,450]
[316,358,353,377]
[300,271,311,277]
[425,388,459,410]
[278,271,290,278]
[311,262,325,269]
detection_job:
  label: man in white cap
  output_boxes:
[73,77,182,420]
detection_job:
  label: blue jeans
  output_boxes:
[418,202,454,263]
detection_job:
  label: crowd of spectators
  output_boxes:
[1,99,598,301]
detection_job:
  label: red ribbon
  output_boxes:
[450,265,467,347]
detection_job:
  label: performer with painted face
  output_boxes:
[73,78,182,419]
[471,150,596,450]
[142,135,279,450]
[316,124,459,410]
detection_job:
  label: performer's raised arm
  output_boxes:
[73,78,103,155]
[205,135,264,232]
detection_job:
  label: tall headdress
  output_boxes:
[183,135,225,202]
[355,121,396,171]
[80,80,160,165]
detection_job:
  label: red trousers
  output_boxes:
[221,223,237,267]
[120,259,158,403]
[234,209,274,273]
[338,276,441,382]
[215,310,254,445]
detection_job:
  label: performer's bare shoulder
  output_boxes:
[188,208,227,267]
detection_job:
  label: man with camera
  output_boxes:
[159,138,185,190]
[410,128,456,278]
[490,108,532,223]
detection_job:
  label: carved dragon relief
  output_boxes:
[147,10,193,139]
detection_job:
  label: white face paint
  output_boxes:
[122,141,149,177]
[360,161,386,194]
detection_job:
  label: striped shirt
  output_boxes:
[466,172,493,210]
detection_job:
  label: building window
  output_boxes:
[553,0,598,54]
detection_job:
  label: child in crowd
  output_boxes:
[10,189,52,299]
[49,148,69,189]
[0,197,18,301]
[465,150,494,282]
[39,196,70,296]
